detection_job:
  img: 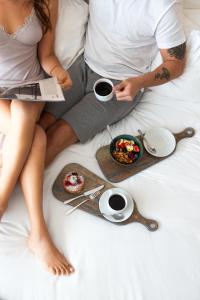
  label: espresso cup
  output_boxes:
[93,78,114,102]
[104,191,128,216]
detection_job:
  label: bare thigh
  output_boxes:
[0,100,45,135]
[0,100,11,134]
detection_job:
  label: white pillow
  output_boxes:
[151,30,200,102]
[183,0,200,8]
[183,10,200,37]
[55,0,88,69]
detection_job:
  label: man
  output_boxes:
[40,0,186,165]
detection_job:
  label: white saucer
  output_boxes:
[143,127,176,157]
[99,188,134,223]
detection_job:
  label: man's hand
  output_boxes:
[114,77,142,101]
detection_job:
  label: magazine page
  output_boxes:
[0,77,65,102]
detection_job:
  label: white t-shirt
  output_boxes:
[84,0,186,80]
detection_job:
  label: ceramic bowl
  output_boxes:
[143,128,176,157]
[110,134,143,166]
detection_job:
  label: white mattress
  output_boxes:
[1,9,200,300]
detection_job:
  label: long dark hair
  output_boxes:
[33,0,51,33]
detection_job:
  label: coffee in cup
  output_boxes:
[93,78,114,102]
[108,194,126,211]
[106,192,128,216]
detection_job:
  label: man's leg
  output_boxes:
[45,88,144,166]
[45,119,78,166]
[39,112,57,131]
[45,59,144,166]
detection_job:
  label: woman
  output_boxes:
[0,0,74,276]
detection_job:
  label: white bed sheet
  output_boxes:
[0,9,200,300]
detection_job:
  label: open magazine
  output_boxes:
[0,77,65,102]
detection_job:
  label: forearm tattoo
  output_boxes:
[167,42,186,60]
[155,67,170,81]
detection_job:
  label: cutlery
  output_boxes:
[138,129,156,154]
[63,184,104,205]
[65,190,101,215]
[106,125,114,143]
[99,212,124,220]
[110,213,124,220]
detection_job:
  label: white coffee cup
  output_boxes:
[93,78,114,102]
[103,190,128,216]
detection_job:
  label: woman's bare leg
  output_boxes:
[0,101,74,275]
[0,101,44,217]
[0,100,12,218]
[19,125,74,276]
[0,100,10,171]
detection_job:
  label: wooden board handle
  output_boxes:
[135,215,159,231]
[133,201,159,231]
[175,127,195,143]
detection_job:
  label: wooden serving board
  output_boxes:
[96,127,195,183]
[52,163,158,231]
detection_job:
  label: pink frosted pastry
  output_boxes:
[63,172,84,194]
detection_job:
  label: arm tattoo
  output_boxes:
[155,67,170,81]
[167,42,186,60]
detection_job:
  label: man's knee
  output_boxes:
[47,119,78,148]
[39,111,56,130]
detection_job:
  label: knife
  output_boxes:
[63,184,104,205]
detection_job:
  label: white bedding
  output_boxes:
[1,9,200,300]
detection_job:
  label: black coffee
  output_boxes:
[95,82,112,96]
[108,194,126,211]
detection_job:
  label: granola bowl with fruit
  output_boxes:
[110,134,143,166]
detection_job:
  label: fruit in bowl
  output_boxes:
[110,134,143,165]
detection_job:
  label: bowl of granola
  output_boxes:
[110,134,143,166]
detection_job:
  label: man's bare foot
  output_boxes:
[28,228,75,276]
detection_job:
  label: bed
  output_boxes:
[0,1,200,300]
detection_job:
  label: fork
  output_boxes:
[65,190,101,216]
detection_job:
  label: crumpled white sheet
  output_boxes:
[0,14,200,300]
[1,87,200,300]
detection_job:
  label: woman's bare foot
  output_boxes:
[28,227,74,276]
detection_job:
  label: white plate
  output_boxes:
[143,127,176,157]
[99,188,134,223]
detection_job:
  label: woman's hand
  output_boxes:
[52,66,73,90]
[114,77,142,101]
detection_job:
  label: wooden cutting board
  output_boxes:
[96,127,195,183]
[52,163,158,231]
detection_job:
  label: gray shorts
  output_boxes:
[45,55,143,143]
